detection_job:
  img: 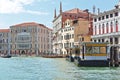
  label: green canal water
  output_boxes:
[0,57,120,80]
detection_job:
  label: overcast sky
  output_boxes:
[0,0,119,29]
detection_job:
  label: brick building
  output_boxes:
[53,2,93,54]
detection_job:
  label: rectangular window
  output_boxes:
[110,14,113,18]
[94,18,97,22]
[100,47,106,53]
[72,34,74,38]
[102,16,104,20]
[82,37,84,41]
[98,17,101,21]
[110,38,113,44]
[115,12,118,16]
[106,15,109,19]
[115,37,118,44]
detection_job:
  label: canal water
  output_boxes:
[0,57,120,80]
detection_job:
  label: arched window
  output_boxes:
[99,24,101,34]
[94,26,97,35]
[102,24,104,34]
[110,22,113,32]
[116,21,118,32]
[106,23,109,33]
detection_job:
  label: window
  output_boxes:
[116,21,118,32]
[102,24,104,34]
[94,26,97,35]
[102,16,104,20]
[98,39,101,42]
[110,38,113,44]
[86,46,92,53]
[115,12,118,16]
[99,24,101,34]
[94,18,97,22]
[73,20,78,24]
[98,17,101,21]
[106,15,109,19]
[69,15,72,17]
[106,23,109,33]
[69,35,71,39]
[100,47,106,53]
[94,40,96,42]
[0,34,2,37]
[102,39,104,42]
[110,14,113,18]
[82,37,84,41]
[61,36,63,40]
[110,22,113,32]
[24,30,26,32]
[115,37,118,44]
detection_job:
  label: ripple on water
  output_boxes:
[0,57,120,80]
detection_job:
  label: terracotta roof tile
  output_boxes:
[63,8,88,14]
[12,22,39,27]
[11,22,53,31]
[0,29,10,33]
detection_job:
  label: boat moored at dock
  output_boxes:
[74,42,110,67]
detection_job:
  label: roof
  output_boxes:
[63,8,88,14]
[12,22,41,27]
[11,22,53,31]
[0,29,10,33]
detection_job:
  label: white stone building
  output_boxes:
[61,19,74,54]
[92,1,120,46]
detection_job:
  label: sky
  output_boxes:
[0,0,119,29]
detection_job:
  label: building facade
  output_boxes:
[61,19,74,55]
[91,2,120,46]
[10,22,52,56]
[53,2,91,54]
[74,18,93,46]
[0,29,10,55]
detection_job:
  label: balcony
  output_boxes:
[91,32,120,38]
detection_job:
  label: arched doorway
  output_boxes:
[21,50,25,54]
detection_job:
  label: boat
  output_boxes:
[73,42,110,67]
[1,55,11,58]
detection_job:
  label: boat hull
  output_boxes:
[74,58,109,67]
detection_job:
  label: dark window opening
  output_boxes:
[110,14,113,18]
[102,16,104,20]
[98,17,101,21]
[115,37,118,44]
[94,18,97,22]
[115,12,118,16]
[102,39,104,42]
[106,15,109,19]
[110,38,113,44]
[73,20,78,24]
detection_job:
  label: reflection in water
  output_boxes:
[0,57,120,80]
